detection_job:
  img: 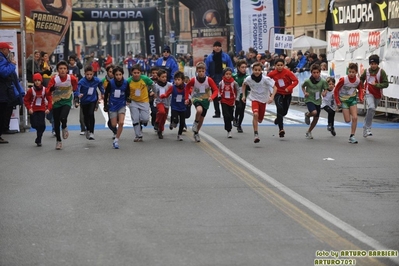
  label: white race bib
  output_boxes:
[135,89,141,97]
[88,87,94,95]
[176,94,183,102]
[315,91,320,100]
[200,87,205,93]
[159,88,165,95]
[278,79,285,87]
[35,97,42,106]
[225,91,230,98]
[114,89,121,98]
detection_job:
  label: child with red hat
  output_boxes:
[23,73,53,146]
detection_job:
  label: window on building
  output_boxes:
[319,0,326,11]
[307,0,312,13]
[77,26,81,39]
[91,27,94,39]
[296,0,302,15]
[286,0,291,16]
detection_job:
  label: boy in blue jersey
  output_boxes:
[76,66,104,140]
[103,66,129,149]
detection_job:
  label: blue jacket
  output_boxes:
[107,79,128,112]
[296,55,308,69]
[155,56,179,82]
[76,76,104,104]
[0,52,24,104]
[205,51,234,78]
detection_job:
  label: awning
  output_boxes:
[0,3,35,34]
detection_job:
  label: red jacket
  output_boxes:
[24,85,53,112]
[268,68,298,95]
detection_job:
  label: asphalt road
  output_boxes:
[1,100,398,266]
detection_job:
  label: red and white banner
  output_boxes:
[327,28,399,99]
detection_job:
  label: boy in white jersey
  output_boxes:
[321,77,337,136]
[153,69,172,139]
[359,54,389,138]
[242,62,277,143]
[185,62,219,142]
[47,60,78,150]
[334,63,364,144]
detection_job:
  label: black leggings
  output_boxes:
[323,106,335,127]
[30,111,46,140]
[171,110,186,135]
[53,105,71,141]
[274,94,292,130]
[82,102,97,133]
[234,100,245,126]
[222,103,234,132]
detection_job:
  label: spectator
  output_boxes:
[105,54,113,68]
[26,50,42,83]
[155,45,179,83]
[205,41,234,118]
[0,42,25,143]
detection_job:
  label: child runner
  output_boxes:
[127,64,154,142]
[76,65,105,140]
[334,62,364,144]
[185,62,219,142]
[23,73,52,146]
[47,60,78,150]
[302,64,329,140]
[267,58,298,138]
[321,77,337,136]
[233,59,248,133]
[359,54,389,138]
[103,66,129,149]
[102,65,117,138]
[242,62,276,143]
[160,71,187,141]
[153,69,172,139]
[219,67,238,138]
[149,66,159,132]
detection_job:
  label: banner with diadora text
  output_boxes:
[233,0,278,53]
[325,0,399,31]
[327,28,399,99]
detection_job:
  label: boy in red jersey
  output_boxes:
[219,67,238,138]
[268,58,298,138]
[24,73,53,146]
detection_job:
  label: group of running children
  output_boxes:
[23,54,388,150]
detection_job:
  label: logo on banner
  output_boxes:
[346,32,362,59]
[367,31,385,56]
[328,33,344,59]
[251,0,266,12]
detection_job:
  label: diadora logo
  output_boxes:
[329,1,388,25]
[251,0,266,12]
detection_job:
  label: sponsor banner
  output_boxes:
[327,28,399,99]
[327,29,387,61]
[325,0,392,31]
[71,7,155,22]
[384,28,399,98]
[3,0,72,62]
[238,0,275,52]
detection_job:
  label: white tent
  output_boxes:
[293,35,328,50]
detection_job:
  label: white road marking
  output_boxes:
[200,130,399,264]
